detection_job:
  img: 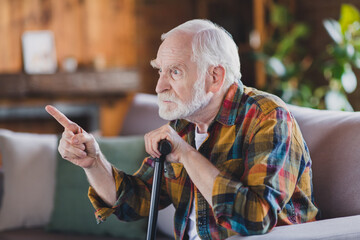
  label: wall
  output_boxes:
[0,0,137,73]
[135,0,197,93]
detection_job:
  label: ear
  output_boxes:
[207,65,225,93]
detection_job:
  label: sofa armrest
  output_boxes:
[227,215,360,240]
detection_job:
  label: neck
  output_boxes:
[186,90,225,134]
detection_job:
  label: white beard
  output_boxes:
[157,77,213,121]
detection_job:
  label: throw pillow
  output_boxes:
[0,129,58,231]
[46,135,148,239]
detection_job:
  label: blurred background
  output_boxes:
[0,0,359,137]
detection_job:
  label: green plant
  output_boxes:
[322,4,360,111]
[257,3,360,111]
[255,3,318,108]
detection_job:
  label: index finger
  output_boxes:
[45,105,80,133]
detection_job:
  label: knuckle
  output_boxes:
[77,144,85,150]
[59,141,66,150]
[63,130,73,138]
[62,141,70,149]
[88,137,95,144]
[165,126,172,133]
[89,134,95,141]
[76,151,85,158]
[60,150,69,159]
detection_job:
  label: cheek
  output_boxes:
[178,86,194,104]
[169,81,191,103]
[182,77,199,101]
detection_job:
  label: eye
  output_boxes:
[158,68,162,75]
[170,68,182,80]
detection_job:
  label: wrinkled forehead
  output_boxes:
[152,32,193,68]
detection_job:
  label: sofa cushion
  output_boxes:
[288,105,360,219]
[46,135,149,239]
[0,129,58,231]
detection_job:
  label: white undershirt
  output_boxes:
[188,127,208,240]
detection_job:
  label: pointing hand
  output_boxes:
[45,105,100,169]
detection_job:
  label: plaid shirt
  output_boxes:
[89,81,319,239]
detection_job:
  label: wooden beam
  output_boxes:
[253,0,267,89]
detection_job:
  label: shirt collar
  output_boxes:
[214,80,244,126]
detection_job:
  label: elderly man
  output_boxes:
[46,19,319,239]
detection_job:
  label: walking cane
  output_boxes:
[146,139,172,240]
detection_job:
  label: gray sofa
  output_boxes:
[1,93,360,239]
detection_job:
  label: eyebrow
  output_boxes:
[150,59,159,69]
[170,63,188,72]
[150,60,189,73]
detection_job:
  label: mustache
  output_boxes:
[158,92,181,103]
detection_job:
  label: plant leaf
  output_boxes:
[325,90,354,111]
[341,65,357,93]
[339,4,360,34]
[323,19,343,44]
[271,4,290,28]
[267,57,286,77]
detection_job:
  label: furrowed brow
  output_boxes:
[169,63,187,71]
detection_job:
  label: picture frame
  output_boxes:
[21,30,57,74]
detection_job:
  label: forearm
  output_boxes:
[84,153,117,206]
[180,147,220,206]
[89,157,173,223]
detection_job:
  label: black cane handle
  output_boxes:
[146,139,172,240]
[158,139,172,156]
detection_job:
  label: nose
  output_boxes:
[155,73,171,94]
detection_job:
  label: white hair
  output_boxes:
[161,19,241,90]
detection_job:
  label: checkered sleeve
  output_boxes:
[212,107,298,235]
[88,157,172,224]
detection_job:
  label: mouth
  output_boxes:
[158,94,178,106]
[159,99,177,108]
[158,97,173,103]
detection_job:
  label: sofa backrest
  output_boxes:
[120,93,168,136]
[288,105,360,220]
